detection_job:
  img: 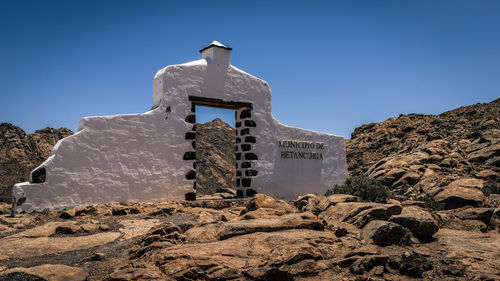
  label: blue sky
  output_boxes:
[1,0,498,138]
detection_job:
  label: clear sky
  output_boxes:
[1,0,498,138]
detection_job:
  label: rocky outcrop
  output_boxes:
[0,194,498,280]
[346,98,499,208]
[0,123,72,202]
[361,220,412,246]
[389,206,439,238]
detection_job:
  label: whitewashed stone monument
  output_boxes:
[12,41,347,213]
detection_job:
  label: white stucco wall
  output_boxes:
[12,42,347,213]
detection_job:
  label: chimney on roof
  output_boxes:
[200,40,231,68]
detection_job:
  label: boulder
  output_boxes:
[112,206,128,216]
[361,220,412,246]
[349,255,389,275]
[185,212,323,243]
[377,168,406,186]
[434,179,486,209]
[453,207,494,225]
[475,169,498,181]
[389,206,439,238]
[392,171,421,187]
[319,202,402,228]
[293,194,322,215]
[318,194,358,212]
[349,204,402,228]
[468,143,500,163]
[2,264,87,281]
[80,223,100,233]
[243,194,295,214]
[241,208,290,220]
[54,223,81,234]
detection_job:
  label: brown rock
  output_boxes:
[2,264,87,281]
[243,194,295,214]
[99,224,110,231]
[361,220,412,246]
[392,171,421,187]
[475,169,498,181]
[389,206,439,238]
[435,179,486,209]
[185,212,323,243]
[318,194,359,212]
[468,143,500,163]
[55,223,81,234]
[112,206,128,216]
[319,202,402,228]
[80,223,99,233]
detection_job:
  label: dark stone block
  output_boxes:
[185,192,196,201]
[244,120,256,127]
[192,161,197,169]
[246,189,257,197]
[185,170,196,180]
[236,122,241,128]
[235,162,238,169]
[236,179,241,187]
[191,141,196,149]
[236,189,244,198]
[245,170,258,177]
[185,132,196,140]
[240,128,250,135]
[236,171,242,177]
[183,151,196,160]
[193,182,197,190]
[191,124,197,131]
[240,109,251,119]
[185,114,196,123]
[244,136,256,143]
[191,102,195,112]
[245,153,258,160]
[236,153,241,160]
[242,178,251,187]
[236,137,241,143]
[235,145,239,151]
[241,144,251,151]
[241,162,251,168]
[31,167,46,183]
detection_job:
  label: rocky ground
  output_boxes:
[0,124,72,203]
[0,193,498,280]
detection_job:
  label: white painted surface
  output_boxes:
[13,42,347,212]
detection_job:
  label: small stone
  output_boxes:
[334,227,348,237]
[55,223,81,234]
[128,206,143,214]
[59,209,76,219]
[99,224,110,231]
[112,207,128,216]
[372,265,384,276]
[80,223,99,233]
[84,252,107,262]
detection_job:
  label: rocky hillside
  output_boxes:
[196,118,236,195]
[0,124,73,202]
[347,98,499,207]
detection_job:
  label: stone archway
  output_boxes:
[183,96,258,200]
